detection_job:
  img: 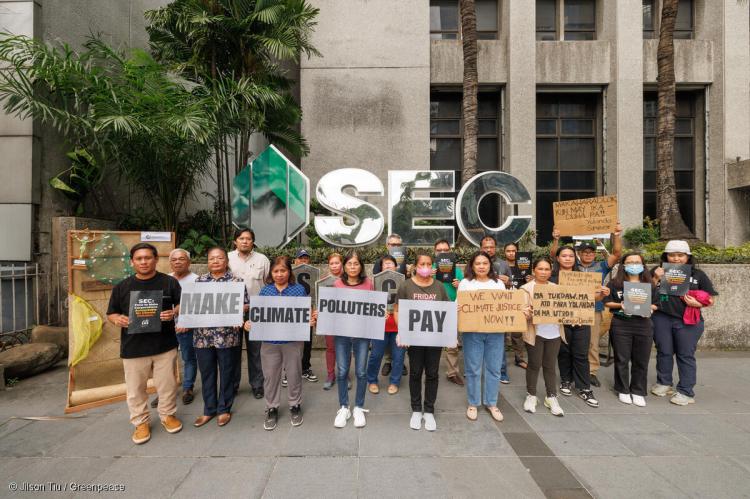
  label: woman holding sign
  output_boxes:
[603,253,657,407]
[650,241,717,406]
[394,252,449,431]
[191,247,248,428]
[333,251,374,428]
[323,252,344,390]
[457,251,507,422]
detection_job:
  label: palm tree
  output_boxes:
[459,0,478,186]
[656,0,695,239]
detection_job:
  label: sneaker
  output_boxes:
[290,405,303,426]
[381,362,392,376]
[670,392,695,406]
[182,389,194,405]
[302,370,318,382]
[252,387,264,399]
[368,383,379,394]
[618,393,633,405]
[560,381,573,396]
[264,408,278,430]
[590,374,601,388]
[281,376,288,387]
[523,394,538,414]
[578,389,599,408]
[500,375,510,385]
[352,406,368,428]
[651,384,675,397]
[132,423,151,444]
[632,394,647,407]
[544,396,564,417]
[410,411,423,430]
[423,412,437,431]
[323,377,335,390]
[161,415,183,434]
[334,406,351,428]
[486,406,504,422]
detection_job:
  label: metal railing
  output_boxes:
[0,262,62,351]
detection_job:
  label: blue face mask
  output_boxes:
[624,264,644,276]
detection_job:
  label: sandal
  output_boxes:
[515,359,528,370]
[466,406,478,421]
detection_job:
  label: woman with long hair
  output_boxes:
[322,252,343,390]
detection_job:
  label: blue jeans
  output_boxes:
[463,332,505,407]
[366,332,405,386]
[500,345,509,380]
[176,331,197,391]
[652,312,704,397]
[335,336,369,408]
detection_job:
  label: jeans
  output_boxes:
[652,311,704,397]
[176,331,197,391]
[335,336,369,408]
[408,346,442,413]
[196,346,240,416]
[500,345,508,379]
[463,332,505,407]
[366,332,406,386]
[558,325,591,390]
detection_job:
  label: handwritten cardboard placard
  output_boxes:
[397,299,458,347]
[553,196,618,236]
[531,284,595,325]
[457,289,527,333]
[558,270,602,293]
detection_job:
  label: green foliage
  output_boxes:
[180,229,219,258]
[639,241,750,264]
[49,149,103,216]
[624,217,661,247]
[178,207,224,244]
[116,207,161,231]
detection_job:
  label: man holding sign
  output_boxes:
[394,252,451,432]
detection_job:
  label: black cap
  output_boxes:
[296,248,310,258]
[576,241,597,251]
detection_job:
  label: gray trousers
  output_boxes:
[261,342,303,410]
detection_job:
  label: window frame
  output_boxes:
[429,0,500,40]
[536,0,597,41]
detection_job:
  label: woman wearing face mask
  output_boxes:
[650,241,717,406]
[458,251,507,422]
[394,252,449,431]
[603,253,657,407]
[322,252,343,390]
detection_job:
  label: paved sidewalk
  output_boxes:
[1,351,750,498]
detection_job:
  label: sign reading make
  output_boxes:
[316,287,387,340]
[248,296,312,341]
[177,281,245,328]
[397,300,457,347]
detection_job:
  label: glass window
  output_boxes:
[674,0,693,39]
[536,0,557,40]
[430,0,459,39]
[476,0,498,39]
[643,0,655,39]
[564,0,595,40]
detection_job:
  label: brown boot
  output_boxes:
[161,415,183,434]
[132,423,151,444]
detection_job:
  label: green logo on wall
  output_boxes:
[232,145,310,248]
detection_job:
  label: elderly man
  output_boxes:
[373,234,408,377]
[228,227,270,399]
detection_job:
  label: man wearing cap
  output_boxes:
[294,249,318,382]
[551,223,622,387]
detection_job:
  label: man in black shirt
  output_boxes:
[107,243,183,444]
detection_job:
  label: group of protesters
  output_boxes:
[106,227,717,445]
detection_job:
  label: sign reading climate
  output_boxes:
[232,145,532,248]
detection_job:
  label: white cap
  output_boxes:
[664,240,691,255]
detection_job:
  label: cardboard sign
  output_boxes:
[397,300,457,347]
[457,289,527,333]
[177,281,245,328]
[374,270,405,313]
[292,264,320,304]
[558,270,602,294]
[553,195,618,236]
[623,282,652,317]
[659,264,692,296]
[531,284,596,325]
[128,290,162,334]
[435,252,457,283]
[247,296,312,341]
[316,287,388,340]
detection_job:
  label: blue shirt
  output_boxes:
[258,283,308,344]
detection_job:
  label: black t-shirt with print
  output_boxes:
[651,266,718,319]
[107,272,181,359]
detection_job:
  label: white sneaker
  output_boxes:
[670,392,695,406]
[334,406,351,428]
[632,394,646,407]
[618,393,633,405]
[544,396,564,417]
[523,394,538,414]
[410,411,423,430]
[423,412,437,431]
[352,406,368,428]
[651,384,675,397]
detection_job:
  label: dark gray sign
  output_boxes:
[373,270,405,313]
[292,264,320,304]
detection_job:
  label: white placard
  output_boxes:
[177,281,245,328]
[141,231,172,242]
[316,287,387,340]
[247,295,312,341]
[397,299,457,347]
